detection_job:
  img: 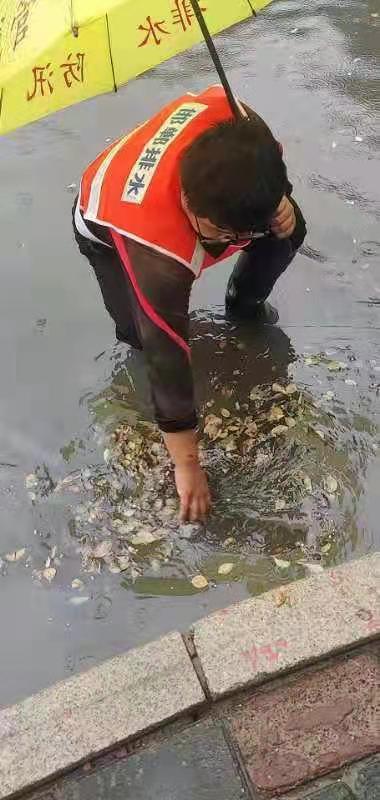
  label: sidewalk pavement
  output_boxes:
[1,554,379,800]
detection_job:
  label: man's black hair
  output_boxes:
[180,114,287,232]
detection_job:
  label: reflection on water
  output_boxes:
[0,0,379,704]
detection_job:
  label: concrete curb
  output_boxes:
[1,554,379,799]
[192,553,380,698]
[0,633,205,799]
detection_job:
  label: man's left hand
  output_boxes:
[270,196,296,239]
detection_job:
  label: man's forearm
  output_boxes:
[163,429,199,466]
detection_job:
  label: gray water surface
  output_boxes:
[0,0,379,705]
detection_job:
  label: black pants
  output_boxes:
[74,199,306,348]
[226,197,307,313]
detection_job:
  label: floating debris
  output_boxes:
[273,557,290,569]
[324,475,338,494]
[275,499,287,512]
[5,548,26,563]
[303,354,348,372]
[218,563,234,576]
[180,524,201,540]
[204,414,223,440]
[191,575,209,590]
[327,360,347,372]
[303,475,313,493]
[271,425,289,437]
[131,529,164,546]
[42,567,56,583]
[24,374,356,593]
[90,541,113,560]
[117,555,130,572]
[25,474,38,490]
[268,405,284,422]
[71,578,84,590]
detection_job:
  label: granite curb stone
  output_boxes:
[192,554,380,698]
[0,632,205,800]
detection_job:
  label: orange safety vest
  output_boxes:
[80,86,245,277]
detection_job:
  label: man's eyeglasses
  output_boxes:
[194,216,269,247]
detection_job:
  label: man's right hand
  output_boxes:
[175,463,211,522]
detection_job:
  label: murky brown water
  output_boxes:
[0,1,379,705]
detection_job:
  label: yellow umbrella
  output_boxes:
[0,0,273,135]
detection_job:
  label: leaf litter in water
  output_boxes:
[327,360,347,372]
[273,557,290,569]
[131,529,163,546]
[71,578,84,590]
[5,548,26,562]
[191,575,209,590]
[268,405,284,422]
[272,382,297,396]
[303,475,313,493]
[90,541,113,560]
[324,475,338,494]
[271,425,289,437]
[33,379,348,590]
[218,562,234,576]
[117,555,130,571]
[42,567,56,583]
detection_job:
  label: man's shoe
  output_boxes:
[226,296,279,324]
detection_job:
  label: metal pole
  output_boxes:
[189,0,242,119]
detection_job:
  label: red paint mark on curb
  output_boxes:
[242,639,289,669]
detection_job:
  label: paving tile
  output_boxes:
[192,555,380,699]
[345,756,380,800]
[0,633,205,800]
[227,646,379,797]
[306,786,355,800]
[33,721,247,800]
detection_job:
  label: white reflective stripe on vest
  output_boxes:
[190,237,206,277]
[86,128,140,220]
[75,197,111,247]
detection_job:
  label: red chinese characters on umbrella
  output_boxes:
[138,0,207,47]
[27,54,86,101]
[60,53,85,88]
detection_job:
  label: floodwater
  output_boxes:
[0,1,379,705]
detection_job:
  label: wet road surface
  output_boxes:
[0,1,379,705]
